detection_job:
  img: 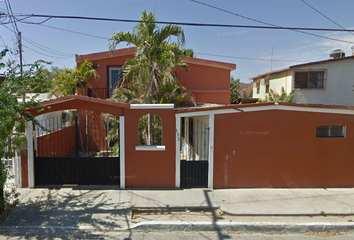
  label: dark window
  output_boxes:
[295,71,325,89]
[265,84,270,93]
[109,67,122,89]
[256,82,260,94]
[316,125,345,138]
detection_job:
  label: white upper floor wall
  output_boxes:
[251,56,354,106]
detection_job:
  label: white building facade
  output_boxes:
[251,56,354,106]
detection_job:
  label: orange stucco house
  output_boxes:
[75,47,236,104]
[22,48,354,190]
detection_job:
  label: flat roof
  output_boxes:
[250,67,290,80]
[250,56,354,80]
[290,55,354,68]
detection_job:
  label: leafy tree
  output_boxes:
[153,81,194,104]
[0,49,49,213]
[49,60,98,97]
[49,68,77,97]
[230,76,241,103]
[258,87,294,103]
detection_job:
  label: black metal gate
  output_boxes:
[35,157,120,185]
[180,118,209,188]
[34,111,120,186]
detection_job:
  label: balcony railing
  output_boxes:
[87,88,113,99]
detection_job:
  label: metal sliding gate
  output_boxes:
[34,111,120,186]
[180,118,209,188]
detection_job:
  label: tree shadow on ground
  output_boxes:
[0,188,134,239]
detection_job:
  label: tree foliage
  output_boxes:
[230,76,241,103]
[109,10,190,103]
[0,49,50,213]
[49,60,98,97]
[258,87,294,103]
[106,11,195,147]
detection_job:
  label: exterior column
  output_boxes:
[25,121,34,188]
[119,116,125,189]
[208,114,215,189]
[175,116,181,188]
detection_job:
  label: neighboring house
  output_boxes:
[251,50,354,106]
[239,82,253,98]
[75,47,237,105]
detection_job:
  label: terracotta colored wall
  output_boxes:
[124,108,176,188]
[214,110,354,188]
[176,63,231,104]
[83,56,232,104]
[80,54,134,91]
[37,126,76,157]
[21,151,28,188]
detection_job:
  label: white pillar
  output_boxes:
[119,116,125,189]
[175,116,181,188]
[208,114,215,189]
[25,121,34,188]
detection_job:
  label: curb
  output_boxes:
[2,221,354,233]
[129,221,354,233]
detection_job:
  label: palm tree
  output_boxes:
[109,10,191,145]
[109,10,188,101]
[49,68,77,97]
[75,60,99,96]
[49,60,99,152]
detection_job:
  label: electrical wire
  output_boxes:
[40,24,110,40]
[22,36,74,57]
[300,0,354,36]
[22,44,73,59]
[196,52,307,63]
[4,0,19,38]
[189,0,354,44]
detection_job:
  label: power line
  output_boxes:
[40,24,109,40]
[4,0,18,37]
[300,0,354,36]
[22,36,74,57]
[6,13,354,33]
[189,0,354,44]
[196,52,307,63]
[22,44,73,59]
[20,22,308,63]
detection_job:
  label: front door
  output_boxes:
[179,117,209,188]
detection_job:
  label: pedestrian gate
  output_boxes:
[180,118,209,188]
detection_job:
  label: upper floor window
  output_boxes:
[109,67,122,90]
[316,125,345,138]
[254,81,260,94]
[294,70,325,89]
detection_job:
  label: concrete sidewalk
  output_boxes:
[1,187,354,234]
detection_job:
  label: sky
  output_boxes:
[1,0,354,83]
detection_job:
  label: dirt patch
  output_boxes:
[303,232,344,237]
